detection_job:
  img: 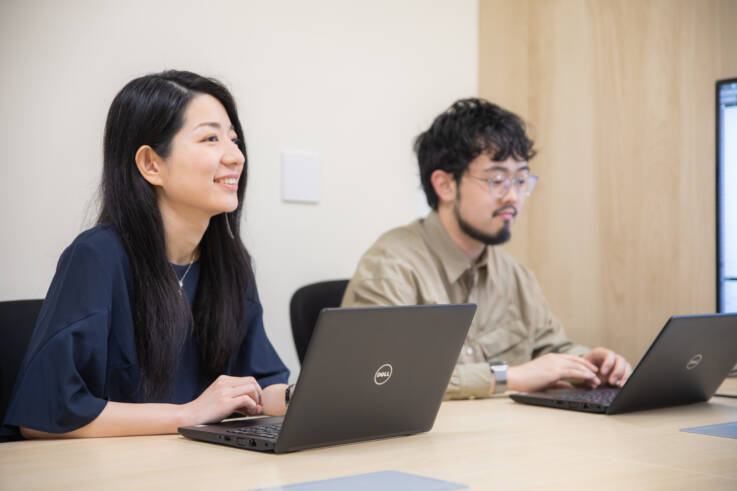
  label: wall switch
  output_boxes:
[282,151,320,204]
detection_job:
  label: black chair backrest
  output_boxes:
[289,280,349,365]
[0,299,43,441]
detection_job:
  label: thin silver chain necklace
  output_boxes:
[174,253,196,290]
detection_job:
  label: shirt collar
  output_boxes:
[421,211,488,285]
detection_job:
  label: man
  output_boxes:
[341,98,632,399]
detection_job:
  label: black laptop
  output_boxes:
[510,313,737,414]
[179,304,476,453]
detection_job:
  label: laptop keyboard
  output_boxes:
[554,388,620,406]
[226,423,282,440]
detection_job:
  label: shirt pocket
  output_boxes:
[479,318,529,363]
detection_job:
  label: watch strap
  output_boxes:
[285,383,295,407]
[489,362,508,394]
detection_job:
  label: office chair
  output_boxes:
[0,299,43,442]
[289,280,349,365]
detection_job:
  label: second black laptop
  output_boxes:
[510,313,737,414]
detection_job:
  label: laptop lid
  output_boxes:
[274,303,476,453]
[606,313,737,414]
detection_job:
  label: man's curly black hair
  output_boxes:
[414,98,537,209]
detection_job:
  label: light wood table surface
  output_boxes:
[2,379,736,490]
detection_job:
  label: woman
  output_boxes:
[3,70,291,438]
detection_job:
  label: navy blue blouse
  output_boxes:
[2,224,289,435]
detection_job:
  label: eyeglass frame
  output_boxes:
[465,172,540,198]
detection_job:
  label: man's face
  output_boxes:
[453,154,530,246]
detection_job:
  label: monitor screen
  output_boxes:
[717,78,737,313]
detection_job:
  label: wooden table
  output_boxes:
[2,379,736,490]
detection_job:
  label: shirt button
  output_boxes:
[466,347,473,355]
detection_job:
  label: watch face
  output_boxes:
[489,363,508,394]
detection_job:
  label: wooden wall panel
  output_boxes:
[479,0,533,261]
[479,0,737,363]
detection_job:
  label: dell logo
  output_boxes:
[374,363,393,385]
[686,354,703,370]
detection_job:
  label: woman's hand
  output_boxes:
[182,375,263,425]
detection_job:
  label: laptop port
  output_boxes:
[249,439,257,448]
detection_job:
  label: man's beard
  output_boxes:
[454,204,514,246]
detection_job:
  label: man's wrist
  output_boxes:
[505,365,518,392]
[488,362,508,394]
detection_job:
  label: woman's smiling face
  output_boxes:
[155,93,245,217]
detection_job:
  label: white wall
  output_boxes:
[0,0,478,381]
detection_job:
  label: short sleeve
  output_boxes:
[228,279,289,387]
[3,237,115,434]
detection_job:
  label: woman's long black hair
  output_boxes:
[98,70,251,399]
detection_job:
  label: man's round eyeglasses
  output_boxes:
[467,174,539,198]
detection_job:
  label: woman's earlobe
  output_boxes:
[135,145,164,186]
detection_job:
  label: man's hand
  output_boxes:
[506,353,601,393]
[581,347,632,387]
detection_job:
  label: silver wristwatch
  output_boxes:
[489,361,508,394]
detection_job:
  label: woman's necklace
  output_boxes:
[175,252,196,290]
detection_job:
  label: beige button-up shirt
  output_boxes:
[341,211,588,399]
